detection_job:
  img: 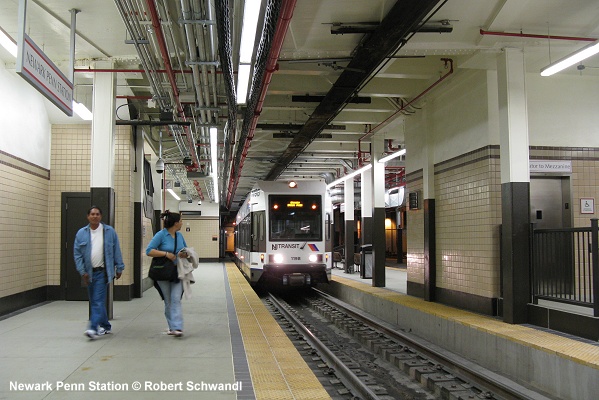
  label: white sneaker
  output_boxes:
[97,327,112,336]
[84,330,98,339]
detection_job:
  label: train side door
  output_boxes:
[252,211,266,252]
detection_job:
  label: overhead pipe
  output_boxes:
[357,58,454,167]
[145,0,199,168]
[479,29,596,42]
[114,0,169,107]
[75,68,194,74]
[226,0,297,207]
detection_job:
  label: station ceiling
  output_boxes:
[1,0,598,216]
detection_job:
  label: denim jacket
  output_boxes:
[74,224,125,282]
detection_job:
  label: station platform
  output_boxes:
[0,262,328,399]
[3,261,598,400]
[322,264,599,400]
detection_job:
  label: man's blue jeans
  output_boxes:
[88,269,111,332]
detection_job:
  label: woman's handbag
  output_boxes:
[148,235,178,281]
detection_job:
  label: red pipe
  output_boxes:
[145,0,198,168]
[357,58,454,164]
[226,0,297,207]
[117,95,152,99]
[75,68,193,74]
[480,29,596,42]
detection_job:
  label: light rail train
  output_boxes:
[234,180,332,286]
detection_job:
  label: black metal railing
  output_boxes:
[530,219,599,316]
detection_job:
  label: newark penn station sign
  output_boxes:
[16,33,73,117]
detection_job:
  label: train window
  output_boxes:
[269,194,322,241]
[259,212,265,241]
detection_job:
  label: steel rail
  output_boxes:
[312,288,554,400]
[268,294,379,400]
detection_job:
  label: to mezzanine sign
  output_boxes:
[16,33,73,116]
[529,160,572,174]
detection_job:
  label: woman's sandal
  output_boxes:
[173,330,183,337]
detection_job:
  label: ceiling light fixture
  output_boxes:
[0,26,17,57]
[541,40,599,76]
[72,101,93,120]
[236,0,262,104]
[326,164,372,189]
[210,127,219,203]
[167,188,181,201]
[378,149,406,163]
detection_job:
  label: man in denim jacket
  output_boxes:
[74,206,125,339]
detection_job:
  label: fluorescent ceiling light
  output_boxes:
[326,164,372,188]
[378,149,406,163]
[210,127,219,203]
[541,40,599,76]
[239,0,261,64]
[167,188,181,201]
[0,26,17,58]
[73,101,93,120]
[236,64,251,105]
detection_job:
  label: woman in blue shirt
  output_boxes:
[146,210,188,337]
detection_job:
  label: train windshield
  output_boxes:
[269,194,322,241]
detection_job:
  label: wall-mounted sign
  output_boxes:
[16,33,73,116]
[409,191,419,210]
[529,160,572,174]
[580,198,594,214]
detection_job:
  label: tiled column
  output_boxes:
[498,48,530,324]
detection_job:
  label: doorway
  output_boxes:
[530,176,572,229]
[61,193,90,300]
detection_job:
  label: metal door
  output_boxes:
[530,177,571,229]
[62,193,90,301]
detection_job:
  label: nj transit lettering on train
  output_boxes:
[271,243,300,250]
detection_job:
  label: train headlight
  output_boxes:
[273,254,284,264]
[260,254,264,263]
[308,254,318,263]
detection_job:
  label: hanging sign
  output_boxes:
[16,33,73,116]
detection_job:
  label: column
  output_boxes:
[498,47,530,324]
[344,178,355,273]
[90,60,117,317]
[372,135,386,287]
[422,107,436,301]
[133,123,144,298]
[361,167,373,278]
[90,60,117,224]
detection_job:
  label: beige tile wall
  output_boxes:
[408,146,599,300]
[48,124,134,288]
[434,147,502,298]
[405,172,424,285]
[141,216,154,277]
[181,218,220,258]
[0,152,49,298]
[530,147,599,228]
[47,125,92,287]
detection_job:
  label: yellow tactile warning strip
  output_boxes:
[226,263,330,400]
[331,274,599,369]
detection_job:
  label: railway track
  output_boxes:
[264,288,555,400]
